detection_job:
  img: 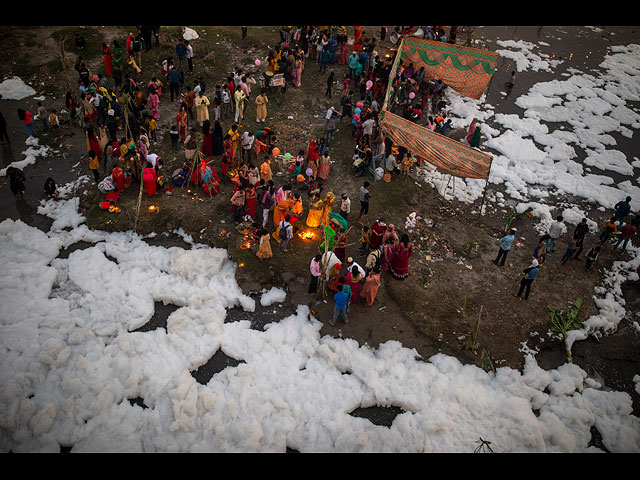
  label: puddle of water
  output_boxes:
[348,405,406,428]
[129,302,180,333]
[190,349,245,385]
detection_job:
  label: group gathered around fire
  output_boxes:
[9,25,637,327]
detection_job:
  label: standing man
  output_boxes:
[560,234,577,266]
[493,228,515,267]
[278,215,293,252]
[614,221,636,252]
[309,254,322,294]
[241,130,255,164]
[184,40,194,74]
[339,193,351,222]
[359,181,371,225]
[194,90,210,127]
[234,86,246,123]
[515,259,540,300]
[572,218,590,260]
[547,215,565,253]
[325,111,338,147]
[176,39,187,72]
[331,278,350,326]
[167,65,181,102]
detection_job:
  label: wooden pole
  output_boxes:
[479,179,488,216]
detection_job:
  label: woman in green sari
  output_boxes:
[112,39,125,69]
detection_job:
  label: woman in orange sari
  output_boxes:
[273,198,295,228]
[360,266,381,306]
[306,193,323,228]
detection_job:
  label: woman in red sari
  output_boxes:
[306,139,320,169]
[86,126,103,165]
[345,265,363,304]
[245,185,258,219]
[391,234,413,280]
[368,217,387,250]
[102,43,112,75]
[112,163,127,191]
[143,162,158,196]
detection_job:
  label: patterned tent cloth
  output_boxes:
[393,37,500,100]
[379,109,493,179]
[379,37,498,180]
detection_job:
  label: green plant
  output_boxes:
[548,297,584,362]
[480,348,495,374]
[461,304,482,352]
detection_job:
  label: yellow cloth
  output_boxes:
[306,200,323,228]
[256,234,273,259]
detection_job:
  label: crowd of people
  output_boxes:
[4,25,636,329]
[493,196,638,300]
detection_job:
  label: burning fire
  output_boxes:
[298,230,315,240]
[240,242,252,250]
[148,205,159,213]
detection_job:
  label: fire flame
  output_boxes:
[240,242,252,249]
[298,231,315,240]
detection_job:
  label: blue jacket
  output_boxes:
[500,234,515,251]
[615,200,631,218]
[523,267,539,280]
[167,69,180,84]
[334,291,349,309]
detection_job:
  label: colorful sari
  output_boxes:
[466,118,477,144]
[306,198,323,228]
[143,167,158,196]
[360,272,381,306]
[391,242,413,279]
[345,271,363,304]
[245,187,258,218]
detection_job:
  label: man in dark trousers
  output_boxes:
[572,218,590,260]
[515,259,540,300]
[493,228,516,267]
[167,65,181,102]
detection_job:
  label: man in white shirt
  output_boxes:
[362,116,375,146]
[185,40,193,74]
[385,149,400,174]
[548,215,566,253]
[241,131,255,164]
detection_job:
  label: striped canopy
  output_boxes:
[379,37,498,180]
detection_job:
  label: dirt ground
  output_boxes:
[1,25,638,415]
